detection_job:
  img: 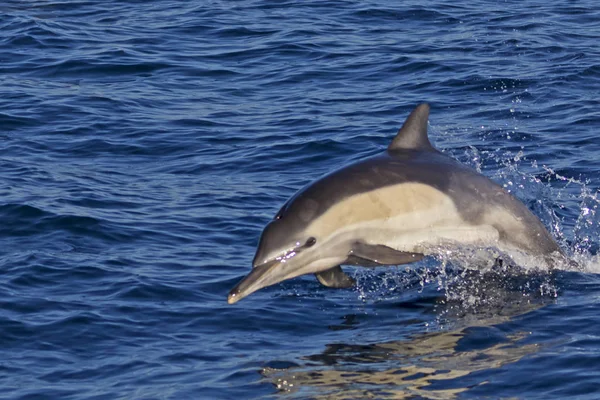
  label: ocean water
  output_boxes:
[0,1,599,399]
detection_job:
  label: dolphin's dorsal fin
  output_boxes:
[388,103,434,152]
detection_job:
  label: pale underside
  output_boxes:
[307,182,546,269]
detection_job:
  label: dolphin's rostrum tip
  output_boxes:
[227,292,237,304]
[227,286,242,304]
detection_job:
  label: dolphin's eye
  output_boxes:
[305,237,316,247]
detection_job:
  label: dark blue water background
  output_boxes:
[1,1,599,399]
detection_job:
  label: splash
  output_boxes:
[351,249,558,330]
[453,129,600,273]
[350,136,600,318]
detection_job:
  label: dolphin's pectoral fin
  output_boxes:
[345,255,381,267]
[350,242,424,266]
[315,266,355,288]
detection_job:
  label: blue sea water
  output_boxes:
[0,0,599,398]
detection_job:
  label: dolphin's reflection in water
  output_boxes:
[264,330,539,399]
[262,269,556,399]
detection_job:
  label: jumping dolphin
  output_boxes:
[228,104,565,304]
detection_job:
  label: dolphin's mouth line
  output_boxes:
[254,258,281,271]
[254,240,314,268]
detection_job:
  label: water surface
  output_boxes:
[0,1,599,399]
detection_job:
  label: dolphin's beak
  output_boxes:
[227,252,343,304]
[227,260,281,304]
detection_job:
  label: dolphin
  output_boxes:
[227,104,566,304]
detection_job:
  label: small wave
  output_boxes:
[0,203,144,246]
